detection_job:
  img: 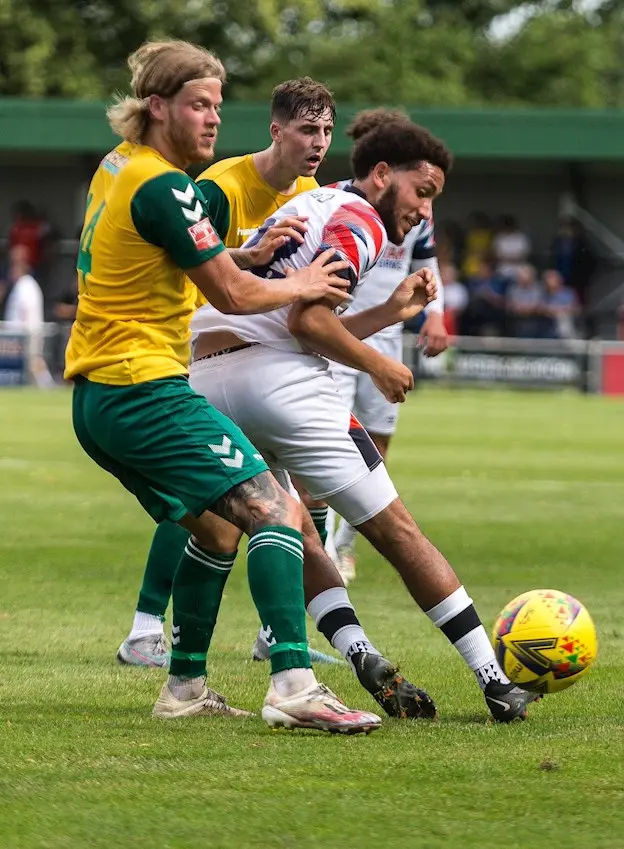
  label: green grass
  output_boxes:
[1,387,623,849]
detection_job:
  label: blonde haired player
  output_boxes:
[118,78,441,723]
[66,40,380,733]
[118,75,338,669]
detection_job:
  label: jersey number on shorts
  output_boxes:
[77,193,105,286]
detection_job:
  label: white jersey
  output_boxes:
[3,274,44,330]
[191,186,387,353]
[328,179,442,339]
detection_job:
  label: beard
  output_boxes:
[374,182,403,245]
[166,117,213,165]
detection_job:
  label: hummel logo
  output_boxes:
[209,435,232,455]
[172,183,203,223]
[260,625,276,647]
[171,625,181,646]
[208,435,244,469]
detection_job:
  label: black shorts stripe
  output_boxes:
[349,414,383,472]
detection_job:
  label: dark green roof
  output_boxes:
[1,98,623,159]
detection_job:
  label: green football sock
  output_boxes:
[308,507,328,546]
[247,526,310,674]
[136,521,189,619]
[169,538,236,679]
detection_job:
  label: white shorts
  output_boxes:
[189,345,398,526]
[329,333,402,436]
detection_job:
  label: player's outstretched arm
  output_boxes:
[188,249,350,315]
[133,173,350,315]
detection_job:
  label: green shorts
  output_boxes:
[72,375,268,523]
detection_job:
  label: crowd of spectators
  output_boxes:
[436,213,597,340]
[0,203,603,348]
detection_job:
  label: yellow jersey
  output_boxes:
[197,154,318,249]
[65,143,224,385]
[189,154,317,309]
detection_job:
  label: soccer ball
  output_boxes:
[492,589,597,694]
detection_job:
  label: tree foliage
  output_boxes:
[0,0,622,107]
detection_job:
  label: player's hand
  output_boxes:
[285,249,352,305]
[248,217,308,266]
[370,355,414,404]
[385,267,438,324]
[418,311,449,357]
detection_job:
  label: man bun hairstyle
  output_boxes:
[107,40,226,143]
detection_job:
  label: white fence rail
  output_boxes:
[403,334,624,395]
[2,323,624,396]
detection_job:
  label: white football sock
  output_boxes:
[271,668,317,697]
[129,611,164,640]
[426,586,510,691]
[324,507,338,562]
[307,587,380,669]
[168,675,205,701]
[335,517,358,552]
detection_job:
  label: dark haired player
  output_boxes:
[188,118,539,723]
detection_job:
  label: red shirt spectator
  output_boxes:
[8,201,50,272]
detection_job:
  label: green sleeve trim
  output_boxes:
[131,171,224,269]
[196,178,231,242]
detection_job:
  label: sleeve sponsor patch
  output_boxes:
[187,218,221,251]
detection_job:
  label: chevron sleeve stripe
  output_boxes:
[130,171,225,268]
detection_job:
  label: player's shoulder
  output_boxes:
[281,185,364,220]
[406,216,436,254]
[97,141,134,176]
[197,155,248,186]
[295,176,320,192]
[324,178,352,191]
[113,145,188,194]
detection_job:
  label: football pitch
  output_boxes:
[1,386,623,849]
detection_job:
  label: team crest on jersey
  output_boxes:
[384,245,406,261]
[102,149,129,175]
[188,218,220,250]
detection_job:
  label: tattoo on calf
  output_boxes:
[212,471,292,535]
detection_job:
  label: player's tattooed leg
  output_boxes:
[212,471,301,535]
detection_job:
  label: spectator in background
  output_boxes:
[461,257,510,336]
[551,217,596,308]
[506,264,543,338]
[540,269,579,339]
[8,200,59,312]
[8,201,50,276]
[462,211,493,279]
[440,263,468,336]
[3,245,53,387]
[492,215,531,280]
[436,220,464,269]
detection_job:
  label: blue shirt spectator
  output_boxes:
[541,269,579,338]
[506,264,543,338]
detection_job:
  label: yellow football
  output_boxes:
[492,589,597,694]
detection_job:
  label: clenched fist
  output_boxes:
[385,267,438,324]
[370,355,414,404]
